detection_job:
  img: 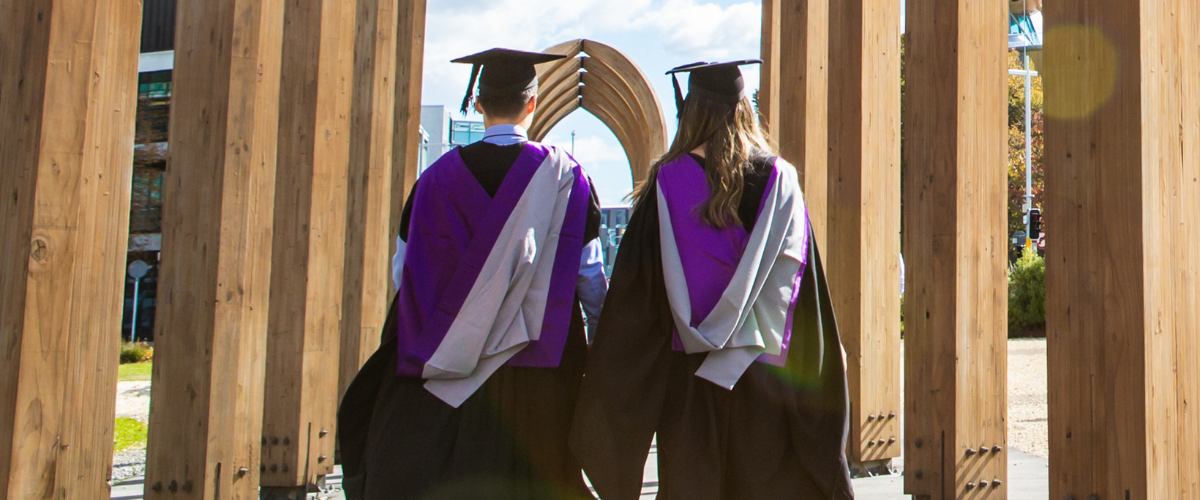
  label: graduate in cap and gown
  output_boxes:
[570,60,854,500]
[338,48,607,500]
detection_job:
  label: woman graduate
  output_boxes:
[570,60,854,500]
[338,48,607,500]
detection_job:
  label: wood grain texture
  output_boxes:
[1043,0,1200,497]
[529,40,667,184]
[144,0,286,496]
[387,0,426,294]
[903,0,1008,497]
[339,0,399,408]
[761,0,829,254]
[827,0,902,463]
[261,0,356,488]
[0,0,140,496]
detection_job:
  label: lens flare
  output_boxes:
[1043,24,1119,120]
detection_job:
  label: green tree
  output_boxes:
[1006,50,1045,236]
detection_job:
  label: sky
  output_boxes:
[421,0,767,207]
[420,0,912,206]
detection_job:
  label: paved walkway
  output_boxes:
[112,447,1048,499]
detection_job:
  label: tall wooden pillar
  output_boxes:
[1043,0,1200,497]
[903,0,1008,498]
[0,0,140,497]
[260,0,357,493]
[827,0,903,468]
[387,0,427,296]
[339,0,399,406]
[144,0,285,496]
[759,0,829,253]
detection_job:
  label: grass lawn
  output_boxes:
[113,417,148,452]
[117,361,152,382]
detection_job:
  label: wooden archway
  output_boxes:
[530,39,668,183]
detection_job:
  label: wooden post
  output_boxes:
[827,0,902,468]
[759,0,829,254]
[0,0,140,496]
[387,0,427,297]
[902,0,1008,498]
[1043,0,1200,497]
[260,0,356,493]
[144,0,285,496]
[339,0,399,406]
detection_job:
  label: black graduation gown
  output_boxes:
[338,142,602,500]
[569,157,854,500]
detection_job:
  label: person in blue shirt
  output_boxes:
[339,48,607,500]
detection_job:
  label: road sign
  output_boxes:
[128,260,150,279]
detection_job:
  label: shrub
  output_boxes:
[1008,246,1046,334]
[119,342,153,364]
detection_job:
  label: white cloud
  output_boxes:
[422,0,762,103]
[634,0,762,60]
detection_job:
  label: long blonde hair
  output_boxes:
[631,95,774,228]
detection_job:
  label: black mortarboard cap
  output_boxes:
[666,59,763,118]
[451,48,569,114]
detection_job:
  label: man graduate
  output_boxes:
[338,48,607,500]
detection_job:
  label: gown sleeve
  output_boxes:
[569,179,675,500]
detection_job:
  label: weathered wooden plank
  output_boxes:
[0,0,140,497]
[339,0,399,407]
[1043,0,1200,497]
[762,0,829,254]
[143,0,285,495]
[261,0,357,490]
[827,0,902,464]
[903,0,1008,497]
[387,0,427,295]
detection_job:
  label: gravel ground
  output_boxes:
[111,381,152,484]
[1007,338,1049,458]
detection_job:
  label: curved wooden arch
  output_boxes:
[530,39,668,183]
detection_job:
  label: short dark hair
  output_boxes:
[477,88,536,118]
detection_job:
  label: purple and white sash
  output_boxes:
[656,155,810,389]
[394,142,589,407]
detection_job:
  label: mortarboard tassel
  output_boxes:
[460,63,482,115]
[672,73,684,120]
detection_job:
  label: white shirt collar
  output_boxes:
[482,124,529,146]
